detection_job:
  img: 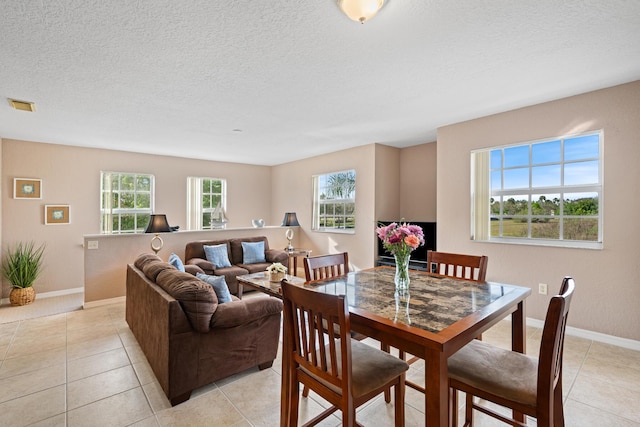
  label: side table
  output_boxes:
[286,249,312,277]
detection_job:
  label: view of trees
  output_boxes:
[490,195,598,241]
[101,173,153,233]
[322,171,356,199]
[318,171,356,229]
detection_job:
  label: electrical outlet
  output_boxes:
[87,241,99,250]
[538,283,548,295]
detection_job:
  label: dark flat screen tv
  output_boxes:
[376,221,437,263]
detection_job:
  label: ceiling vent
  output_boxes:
[8,99,36,112]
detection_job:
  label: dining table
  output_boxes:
[239,266,531,427]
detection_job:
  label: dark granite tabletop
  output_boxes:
[238,267,526,334]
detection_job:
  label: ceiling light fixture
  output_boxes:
[8,98,36,112]
[337,0,386,24]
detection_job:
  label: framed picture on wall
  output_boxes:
[14,178,42,199]
[45,205,71,225]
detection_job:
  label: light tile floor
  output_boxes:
[0,295,639,426]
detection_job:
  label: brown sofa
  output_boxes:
[126,253,283,406]
[184,236,288,296]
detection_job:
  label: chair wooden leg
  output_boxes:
[465,391,474,426]
[302,385,310,397]
[395,375,406,427]
[342,402,356,426]
[290,378,300,427]
[394,382,406,426]
[554,384,565,427]
[381,342,392,403]
[450,387,458,427]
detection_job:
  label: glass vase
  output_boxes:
[394,290,411,324]
[394,252,411,292]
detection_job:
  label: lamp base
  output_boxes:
[150,234,164,254]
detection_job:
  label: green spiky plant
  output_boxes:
[2,242,45,289]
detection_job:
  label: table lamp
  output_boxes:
[281,212,300,251]
[145,214,172,254]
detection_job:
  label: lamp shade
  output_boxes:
[281,212,300,227]
[145,214,172,233]
[337,0,385,23]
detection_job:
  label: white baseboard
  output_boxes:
[526,317,640,351]
[83,296,126,309]
[1,287,83,305]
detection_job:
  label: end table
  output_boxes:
[286,249,312,277]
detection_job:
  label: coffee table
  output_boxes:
[236,271,305,298]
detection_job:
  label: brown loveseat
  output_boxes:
[184,236,288,296]
[126,253,283,406]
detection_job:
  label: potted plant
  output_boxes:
[2,241,45,306]
[266,262,287,282]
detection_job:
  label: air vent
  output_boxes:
[8,99,36,112]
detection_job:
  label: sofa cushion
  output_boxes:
[196,273,232,304]
[134,253,162,271]
[210,297,284,328]
[168,253,185,272]
[241,241,266,264]
[230,237,269,265]
[142,261,175,282]
[203,244,232,268]
[156,269,218,333]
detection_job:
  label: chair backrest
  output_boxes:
[537,277,575,415]
[426,250,488,281]
[304,252,349,281]
[281,280,352,396]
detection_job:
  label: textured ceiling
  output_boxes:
[1,1,639,166]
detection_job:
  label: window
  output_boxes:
[101,172,154,234]
[471,131,602,248]
[187,177,227,230]
[312,170,356,233]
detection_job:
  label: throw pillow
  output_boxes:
[203,244,232,268]
[242,241,266,264]
[196,272,232,304]
[168,253,185,272]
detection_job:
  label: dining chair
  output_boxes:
[448,277,575,427]
[302,252,363,397]
[304,252,349,281]
[281,280,409,427]
[426,250,488,281]
[391,250,489,397]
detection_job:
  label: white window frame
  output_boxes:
[100,171,154,234]
[471,130,603,249]
[312,169,356,234]
[187,177,227,230]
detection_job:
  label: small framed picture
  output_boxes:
[45,205,71,225]
[14,178,42,199]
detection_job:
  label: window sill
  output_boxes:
[312,228,356,235]
[473,237,602,250]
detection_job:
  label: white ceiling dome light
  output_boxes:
[337,0,386,24]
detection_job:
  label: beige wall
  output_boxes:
[400,142,437,222]
[375,144,401,222]
[272,144,378,271]
[437,80,640,341]
[1,140,276,299]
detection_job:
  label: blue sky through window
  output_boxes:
[491,133,600,191]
